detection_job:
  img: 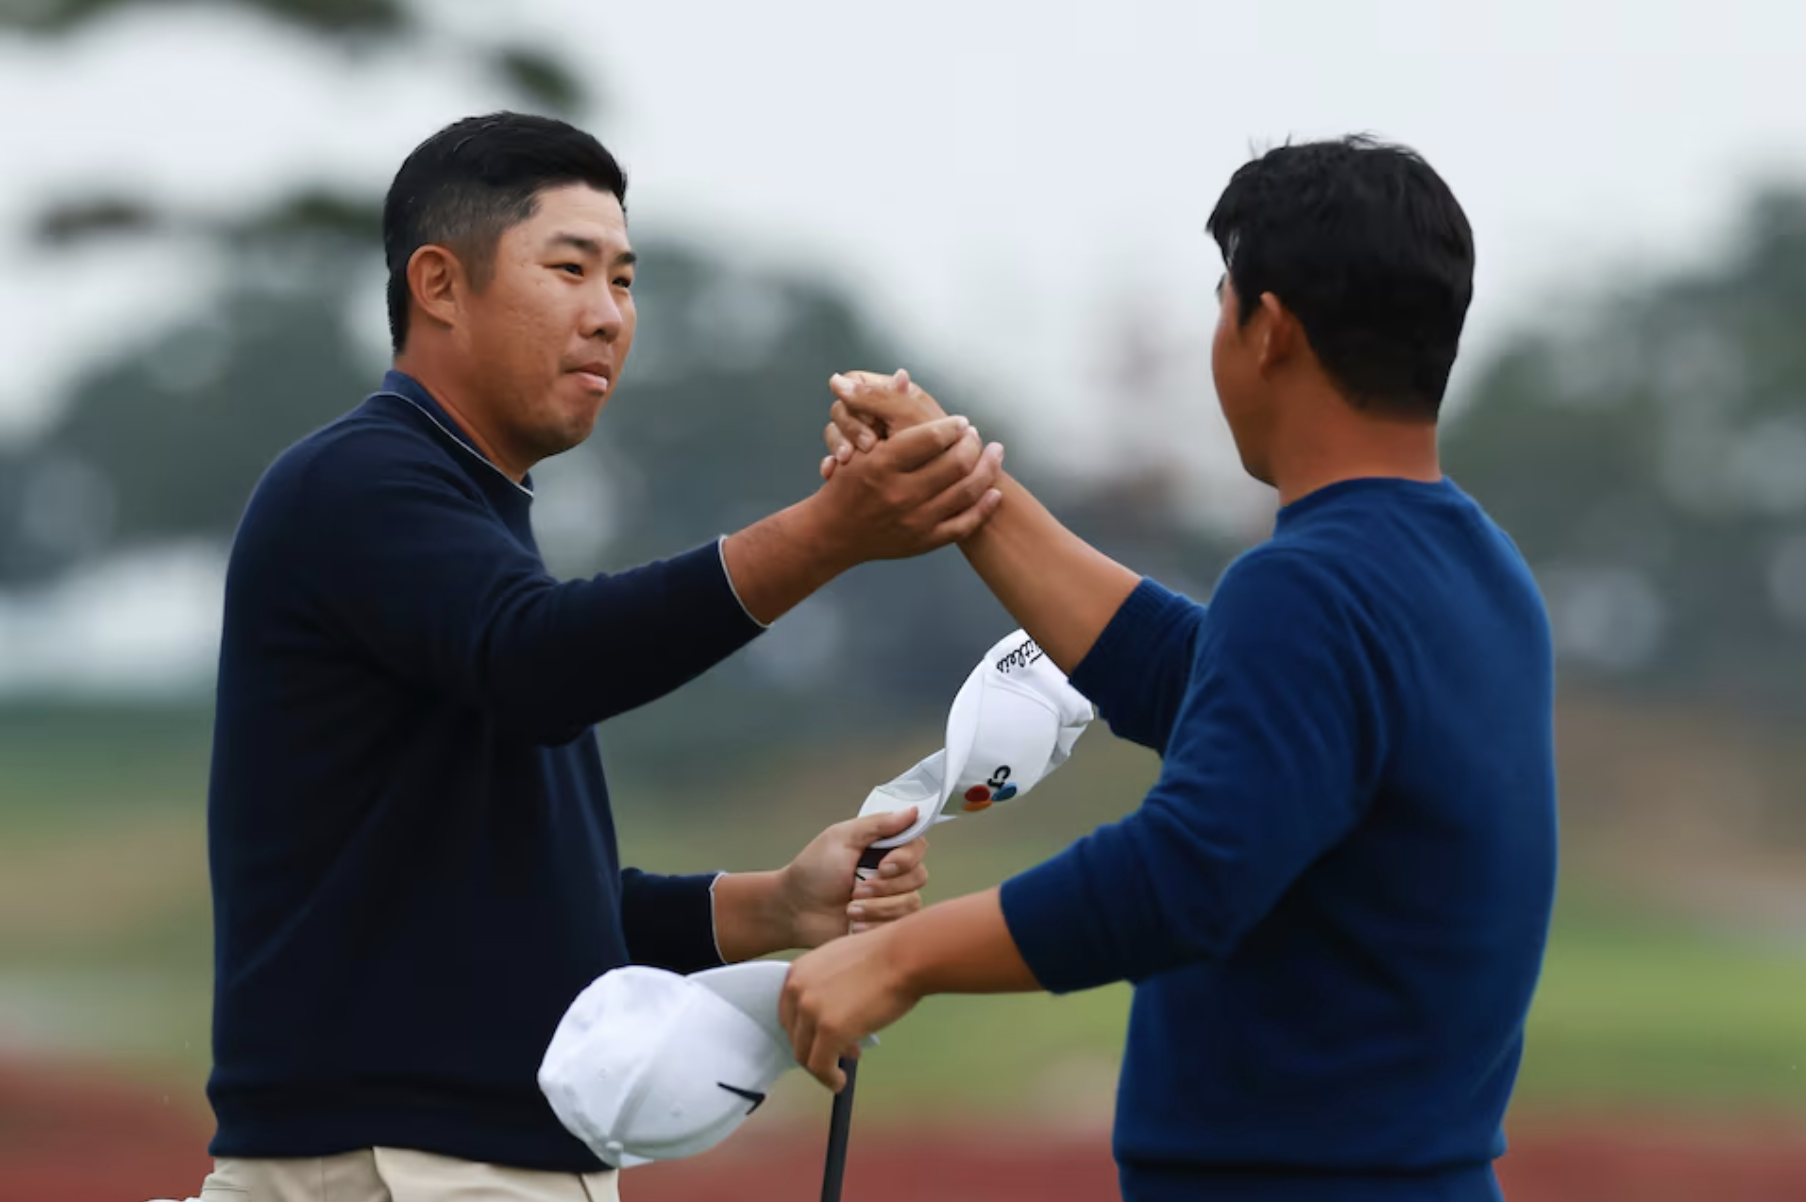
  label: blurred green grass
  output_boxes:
[1518,903,1806,1110]
[2,704,1804,1128]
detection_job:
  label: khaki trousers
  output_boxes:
[196,1148,620,1202]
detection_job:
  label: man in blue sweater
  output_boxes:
[198,113,1006,1200]
[784,137,1559,1200]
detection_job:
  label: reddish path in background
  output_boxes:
[632,1123,1806,1202]
[9,1060,1804,1201]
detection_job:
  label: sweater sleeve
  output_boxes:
[619,869,727,973]
[1068,577,1208,754]
[998,549,1386,993]
[297,431,764,746]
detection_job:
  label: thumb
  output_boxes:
[831,371,886,400]
[849,806,919,847]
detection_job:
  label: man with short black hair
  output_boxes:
[787,136,1559,1202]
[196,112,1004,1201]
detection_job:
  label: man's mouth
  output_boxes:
[571,366,611,395]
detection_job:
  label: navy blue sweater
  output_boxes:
[1001,477,1558,1202]
[205,371,764,1171]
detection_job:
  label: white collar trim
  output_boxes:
[374,390,535,499]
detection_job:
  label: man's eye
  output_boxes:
[557,263,584,276]
[613,275,634,290]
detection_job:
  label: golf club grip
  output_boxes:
[821,1056,859,1202]
[854,844,887,882]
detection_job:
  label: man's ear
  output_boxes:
[1253,291,1303,375]
[407,244,466,335]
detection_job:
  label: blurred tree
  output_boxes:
[1,0,585,113]
[8,0,407,37]
[0,0,589,587]
[0,0,1120,772]
[1445,186,1806,714]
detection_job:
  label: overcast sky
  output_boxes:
[3,0,1806,689]
[5,1,1806,443]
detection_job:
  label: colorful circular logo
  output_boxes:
[984,765,1016,803]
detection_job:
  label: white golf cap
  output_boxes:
[540,960,837,1168]
[860,629,1094,849]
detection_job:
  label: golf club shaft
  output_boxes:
[819,845,887,1202]
[820,1056,859,1202]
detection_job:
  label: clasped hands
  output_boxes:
[808,369,1001,562]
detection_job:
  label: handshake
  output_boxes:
[798,369,1004,567]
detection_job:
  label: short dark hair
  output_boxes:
[383,112,628,353]
[1205,135,1474,419]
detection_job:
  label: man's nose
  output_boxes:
[584,289,624,342]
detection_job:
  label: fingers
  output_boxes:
[848,848,928,931]
[783,971,849,1090]
[824,416,859,459]
[833,369,896,392]
[847,889,924,933]
[920,440,1005,526]
[780,970,825,1085]
[807,1021,856,1091]
[819,415,856,481]
[829,401,879,453]
[847,806,919,849]
[830,370,898,407]
[831,369,946,431]
[861,858,928,897]
[807,1038,847,1093]
[808,1039,851,1092]
[828,372,892,423]
[932,485,1006,544]
[862,832,927,881]
[881,415,973,473]
[833,368,914,401]
[892,427,985,500]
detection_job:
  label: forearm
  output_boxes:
[958,474,1141,674]
[719,495,850,627]
[710,871,796,963]
[891,887,1042,997]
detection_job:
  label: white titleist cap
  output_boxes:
[859,629,1094,848]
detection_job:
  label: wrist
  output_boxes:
[719,498,853,627]
[770,862,809,948]
[713,869,794,961]
[788,492,860,578]
[881,909,933,1002]
[757,867,799,954]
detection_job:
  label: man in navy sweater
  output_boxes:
[784,137,1558,1200]
[198,113,1006,1200]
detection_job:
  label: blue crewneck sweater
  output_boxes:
[1000,477,1558,1202]
[205,371,764,1171]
